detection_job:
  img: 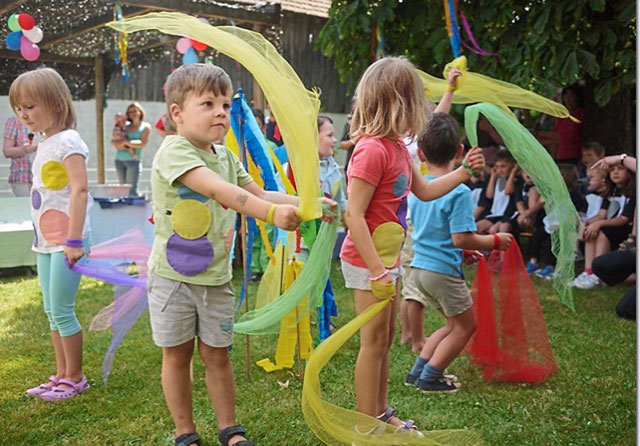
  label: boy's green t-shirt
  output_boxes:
[149,135,253,286]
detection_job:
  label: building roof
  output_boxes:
[233,0,332,18]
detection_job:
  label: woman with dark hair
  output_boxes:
[111,102,151,196]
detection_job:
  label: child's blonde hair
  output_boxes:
[9,68,76,130]
[164,63,232,111]
[350,57,430,141]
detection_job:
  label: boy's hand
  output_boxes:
[447,68,462,89]
[64,246,85,268]
[464,147,485,175]
[273,205,300,231]
[496,233,513,250]
[319,197,338,223]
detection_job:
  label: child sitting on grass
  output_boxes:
[404,112,511,393]
[476,149,521,234]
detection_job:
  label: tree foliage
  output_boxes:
[317,0,635,106]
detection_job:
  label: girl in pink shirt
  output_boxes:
[340,56,484,436]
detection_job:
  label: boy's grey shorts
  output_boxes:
[147,271,235,348]
[410,268,472,317]
[341,260,403,291]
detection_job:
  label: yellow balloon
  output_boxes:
[170,199,211,240]
[41,161,68,190]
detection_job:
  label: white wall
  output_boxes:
[0,96,348,197]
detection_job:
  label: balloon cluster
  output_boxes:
[176,36,208,65]
[4,13,43,61]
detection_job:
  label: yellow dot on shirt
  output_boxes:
[371,222,405,268]
[170,199,211,240]
[41,160,68,190]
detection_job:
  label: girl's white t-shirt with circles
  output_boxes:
[31,129,92,254]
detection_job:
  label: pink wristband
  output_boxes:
[369,269,390,281]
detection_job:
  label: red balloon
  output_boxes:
[17,13,35,31]
[190,39,207,51]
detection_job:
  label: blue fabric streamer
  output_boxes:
[448,0,462,57]
[317,279,337,342]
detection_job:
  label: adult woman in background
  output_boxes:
[111,102,150,196]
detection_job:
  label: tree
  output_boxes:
[317,0,636,152]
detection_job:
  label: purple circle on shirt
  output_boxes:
[166,233,214,276]
[392,173,408,197]
[31,190,41,209]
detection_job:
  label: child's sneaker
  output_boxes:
[406,372,458,387]
[526,261,540,274]
[416,375,459,393]
[535,265,554,280]
[575,273,603,290]
[571,271,590,287]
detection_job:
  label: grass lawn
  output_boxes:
[0,263,635,446]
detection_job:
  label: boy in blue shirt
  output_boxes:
[404,113,512,393]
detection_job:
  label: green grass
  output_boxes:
[0,263,635,446]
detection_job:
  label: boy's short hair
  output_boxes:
[418,112,460,166]
[164,63,232,110]
[583,141,605,157]
[494,149,514,164]
[317,115,333,130]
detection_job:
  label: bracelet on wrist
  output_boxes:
[447,84,457,92]
[492,234,501,250]
[369,269,390,281]
[65,238,83,248]
[266,204,277,225]
[461,159,480,178]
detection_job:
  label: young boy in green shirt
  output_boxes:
[148,63,325,446]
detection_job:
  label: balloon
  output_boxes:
[191,39,207,51]
[182,46,198,65]
[7,14,20,32]
[17,13,35,31]
[20,36,40,61]
[5,31,22,51]
[23,26,43,44]
[175,37,191,54]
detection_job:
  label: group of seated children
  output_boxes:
[468,142,635,289]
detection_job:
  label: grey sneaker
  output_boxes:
[416,375,460,393]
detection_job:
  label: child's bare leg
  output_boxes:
[377,286,399,415]
[418,318,453,361]
[475,219,492,234]
[427,307,476,371]
[488,222,500,234]
[594,231,611,260]
[354,289,391,418]
[498,222,511,233]
[60,331,83,383]
[198,339,247,445]
[162,340,196,440]
[406,300,426,353]
[50,331,66,382]
[400,297,411,345]
[584,238,597,271]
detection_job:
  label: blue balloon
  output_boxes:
[5,31,21,51]
[182,47,198,65]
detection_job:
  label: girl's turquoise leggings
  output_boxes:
[37,251,82,337]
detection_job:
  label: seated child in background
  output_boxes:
[112,112,136,158]
[573,159,636,289]
[579,141,605,192]
[527,164,586,279]
[475,150,521,234]
[510,170,544,238]
[404,113,511,393]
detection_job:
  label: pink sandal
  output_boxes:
[26,375,59,396]
[39,376,90,401]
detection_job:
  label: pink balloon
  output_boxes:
[20,35,39,61]
[176,37,191,55]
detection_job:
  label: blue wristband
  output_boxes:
[65,238,83,248]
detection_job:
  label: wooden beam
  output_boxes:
[96,0,280,26]
[95,55,105,184]
[41,7,146,49]
[0,0,28,16]
[0,49,94,65]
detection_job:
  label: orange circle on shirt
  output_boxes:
[41,160,68,190]
[39,209,69,245]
